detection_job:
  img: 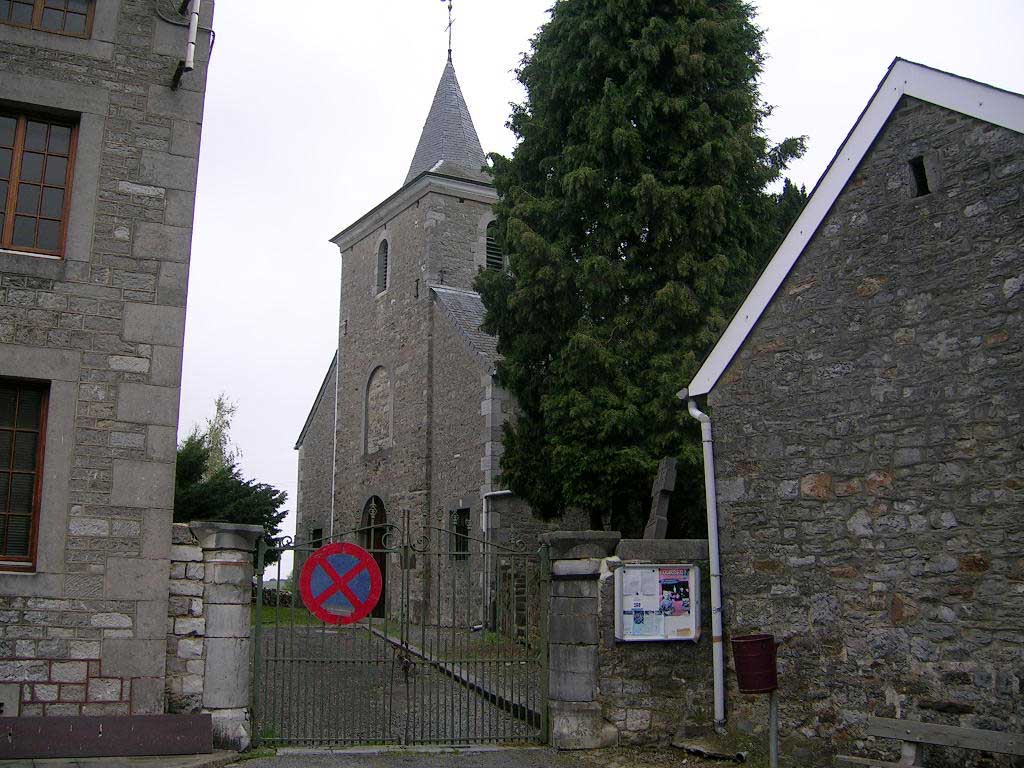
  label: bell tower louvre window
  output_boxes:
[485,221,503,271]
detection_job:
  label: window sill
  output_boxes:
[0,562,36,574]
[0,249,66,280]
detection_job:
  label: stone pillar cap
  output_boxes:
[189,521,264,552]
[541,530,621,559]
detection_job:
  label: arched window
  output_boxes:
[376,239,389,294]
[485,221,503,271]
[364,366,392,454]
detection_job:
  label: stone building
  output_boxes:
[0,0,212,736]
[684,60,1023,765]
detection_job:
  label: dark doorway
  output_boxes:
[362,496,388,618]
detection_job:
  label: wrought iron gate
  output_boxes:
[251,510,549,747]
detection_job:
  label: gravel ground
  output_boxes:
[230,746,725,768]
[254,626,539,746]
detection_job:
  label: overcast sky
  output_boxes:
[181,1,1024,575]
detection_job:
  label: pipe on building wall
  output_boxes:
[183,0,201,71]
[170,0,202,90]
[680,388,726,729]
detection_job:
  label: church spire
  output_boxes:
[404,57,487,185]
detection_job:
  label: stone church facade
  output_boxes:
[295,56,578,620]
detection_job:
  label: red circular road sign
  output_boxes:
[298,542,383,625]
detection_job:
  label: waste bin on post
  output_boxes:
[731,633,780,767]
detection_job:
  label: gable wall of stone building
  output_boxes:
[0,0,212,716]
[708,96,1023,764]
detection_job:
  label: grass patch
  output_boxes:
[231,745,277,762]
[250,602,320,627]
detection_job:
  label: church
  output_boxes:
[293,54,579,615]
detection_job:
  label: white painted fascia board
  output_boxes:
[686,58,1024,398]
[329,174,497,254]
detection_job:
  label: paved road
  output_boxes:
[231,746,720,768]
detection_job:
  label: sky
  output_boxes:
[181,1,1024,576]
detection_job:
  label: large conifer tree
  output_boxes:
[477,0,805,532]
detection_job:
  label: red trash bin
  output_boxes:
[731,633,778,693]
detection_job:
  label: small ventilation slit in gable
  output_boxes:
[909,156,930,197]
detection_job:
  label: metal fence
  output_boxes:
[251,511,549,747]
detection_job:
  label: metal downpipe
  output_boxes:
[680,388,726,729]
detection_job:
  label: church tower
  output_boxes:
[294,55,507,619]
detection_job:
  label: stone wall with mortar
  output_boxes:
[708,97,1024,766]
[164,521,260,750]
[0,0,212,717]
[165,523,205,714]
[596,540,713,745]
[544,533,715,750]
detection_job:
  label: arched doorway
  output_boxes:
[361,496,388,618]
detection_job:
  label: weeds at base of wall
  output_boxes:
[231,746,278,762]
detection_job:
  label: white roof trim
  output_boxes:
[686,59,1024,398]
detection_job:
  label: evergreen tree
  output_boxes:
[477,0,806,533]
[174,400,287,563]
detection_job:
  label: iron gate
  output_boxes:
[252,509,549,747]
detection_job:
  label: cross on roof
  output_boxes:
[443,0,454,61]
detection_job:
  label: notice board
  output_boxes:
[614,563,701,642]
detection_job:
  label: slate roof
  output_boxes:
[431,285,499,368]
[405,58,488,185]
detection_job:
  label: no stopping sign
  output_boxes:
[298,542,383,624]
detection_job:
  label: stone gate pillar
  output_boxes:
[543,531,621,749]
[190,521,263,751]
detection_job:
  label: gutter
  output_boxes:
[679,388,726,730]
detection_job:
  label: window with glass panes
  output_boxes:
[0,0,93,37]
[0,380,48,567]
[0,111,76,256]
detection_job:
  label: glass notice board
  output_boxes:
[614,563,701,642]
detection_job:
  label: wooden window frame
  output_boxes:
[0,0,96,39]
[0,378,49,573]
[0,109,78,258]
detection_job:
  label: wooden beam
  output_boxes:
[867,717,1024,755]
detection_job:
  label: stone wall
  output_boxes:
[597,541,713,745]
[545,533,715,749]
[165,524,205,714]
[164,521,261,750]
[0,0,212,717]
[708,96,1024,766]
